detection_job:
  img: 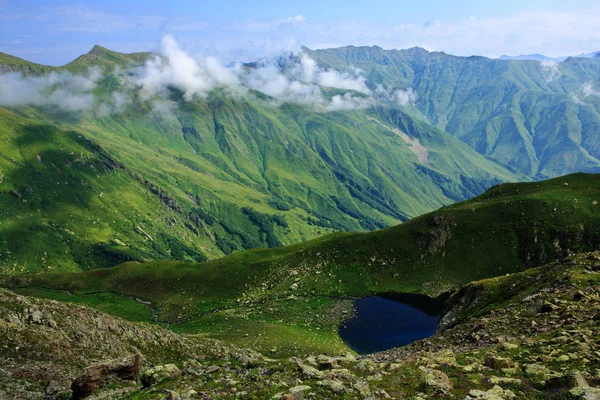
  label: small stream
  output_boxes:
[338,292,449,354]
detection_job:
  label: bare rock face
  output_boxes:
[71,353,141,400]
[414,215,454,256]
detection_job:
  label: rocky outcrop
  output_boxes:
[71,354,140,399]
[414,215,454,256]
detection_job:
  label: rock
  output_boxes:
[205,365,220,374]
[489,377,521,385]
[500,342,519,350]
[316,355,338,370]
[353,380,371,397]
[141,364,181,388]
[524,363,553,377]
[465,385,516,399]
[317,379,348,393]
[430,349,459,367]
[570,387,600,400]
[281,385,311,399]
[418,366,453,394]
[296,361,323,379]
[354,359,376,373]
[484,356,513,370]
[71,354,141,400]
[540,302,560,313]
[574,290,587,300]
[45,380,61,396]
[164,390,180,400]
[544,371,588,389]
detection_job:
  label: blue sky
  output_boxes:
[1,0,599,65]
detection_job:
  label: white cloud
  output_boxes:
[132,35,241,101]
[540,60,560,83]
[375,85,417,106]
[583,82,600,97]
[0,35,417,114]
[326,93,371,112]
[0,68,101,112]
[129,35,414,111]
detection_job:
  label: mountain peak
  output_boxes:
[88,44,108,54]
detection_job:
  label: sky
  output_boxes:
[1,0,599,65]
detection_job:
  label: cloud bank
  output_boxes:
[0,68,101,112]
[0,35,417,114]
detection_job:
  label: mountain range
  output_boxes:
[0,43,599,272]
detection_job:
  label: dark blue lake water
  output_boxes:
[338,293,446,354]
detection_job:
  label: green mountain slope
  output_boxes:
[6,173,599,355]
[306,46,600,178]
[0,47,521,272]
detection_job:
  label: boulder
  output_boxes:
[418,366,453,394]
[71,354,141,400]
[141,364,181,388]
[544,371,588,390]
[570,387,600,400]
[540,302,560,313]
[484,356,513,370]
[465,385,516,399]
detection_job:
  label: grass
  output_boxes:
[10,287,153,322]
[4,172,599,355]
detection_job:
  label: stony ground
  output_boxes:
[2,252,600,399]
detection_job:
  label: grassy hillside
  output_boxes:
[0,48,521,272]
[5,173,599,355]
[307,46,600,178]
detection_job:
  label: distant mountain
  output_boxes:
[499,53,562,62]
[308,45,600,178]
[499,51,600,62]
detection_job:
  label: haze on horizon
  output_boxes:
[1,0,599,66]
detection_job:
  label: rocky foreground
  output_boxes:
[2,253,600,399]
